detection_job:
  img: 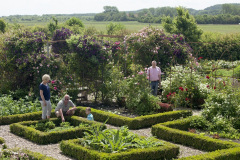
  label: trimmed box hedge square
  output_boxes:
[10,116,106,144]
[152,116,240,160]
[76,106,192,129]
[60,138,179,160]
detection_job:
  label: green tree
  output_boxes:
[66,17,84,27]
[103,6,119,13]
[48,17,58,36]
[0,19,6,33]
[163,7,203,42]
[106,22,126,35]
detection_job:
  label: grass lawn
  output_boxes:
[16,21,240,34]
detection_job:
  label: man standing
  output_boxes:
[55,94,77,122]
[147,61,161,96]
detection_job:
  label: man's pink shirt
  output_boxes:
[147,66,161,81]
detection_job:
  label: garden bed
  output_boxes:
[60,133,179,160]
[152,116,240,159]
[76,106,192,129]
[10,116,105,144]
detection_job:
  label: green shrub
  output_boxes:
[200,87,240,137]
[1,148,56,160]
[76,107,192,129]
[189,116,208,130]
[0,137,5,144]
[60,138,179,160]
[161,66,209,108]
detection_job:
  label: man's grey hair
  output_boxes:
[62,94,70,100]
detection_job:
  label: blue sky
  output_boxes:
[1,0,240,16]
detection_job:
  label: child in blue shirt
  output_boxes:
[86,107,94,121]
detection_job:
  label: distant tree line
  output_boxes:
[94,4,240,24]
[1,4,240,24]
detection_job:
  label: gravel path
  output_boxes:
[106,124,206,158]
[0,125,75,160]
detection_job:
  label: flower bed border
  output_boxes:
[76,107,192,129]
[151,116,240,159]
[60,138,179,160]
[10,116,105,144]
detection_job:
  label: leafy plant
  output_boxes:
[79,126,163,153]
[190,87,240,140]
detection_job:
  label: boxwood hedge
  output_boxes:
[60,138,179,160]
[1,148,56,160]
[10,116,105,145]
[76,107,192,129]
[0,137,5,144]
[0,110,56,125]
[20,149,57,160]
[1,107,192,129]
[152,116,240,160]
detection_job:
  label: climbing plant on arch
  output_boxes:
[125,27,192,71]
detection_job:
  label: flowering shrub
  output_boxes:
[125,27,192,71]
[5,31,46,57]
[52,27,72,54]
[2,30,50,94]
[191,86,240,139]
[67,35,112,65]
[67,35,118,100]
[102,65,160,115]
[162,66,209,108]
[120,70,160,115]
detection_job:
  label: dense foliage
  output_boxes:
[190,81,240,139]
[0,94,61,116]
[52,27,72,54]
[191,32,240,61]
